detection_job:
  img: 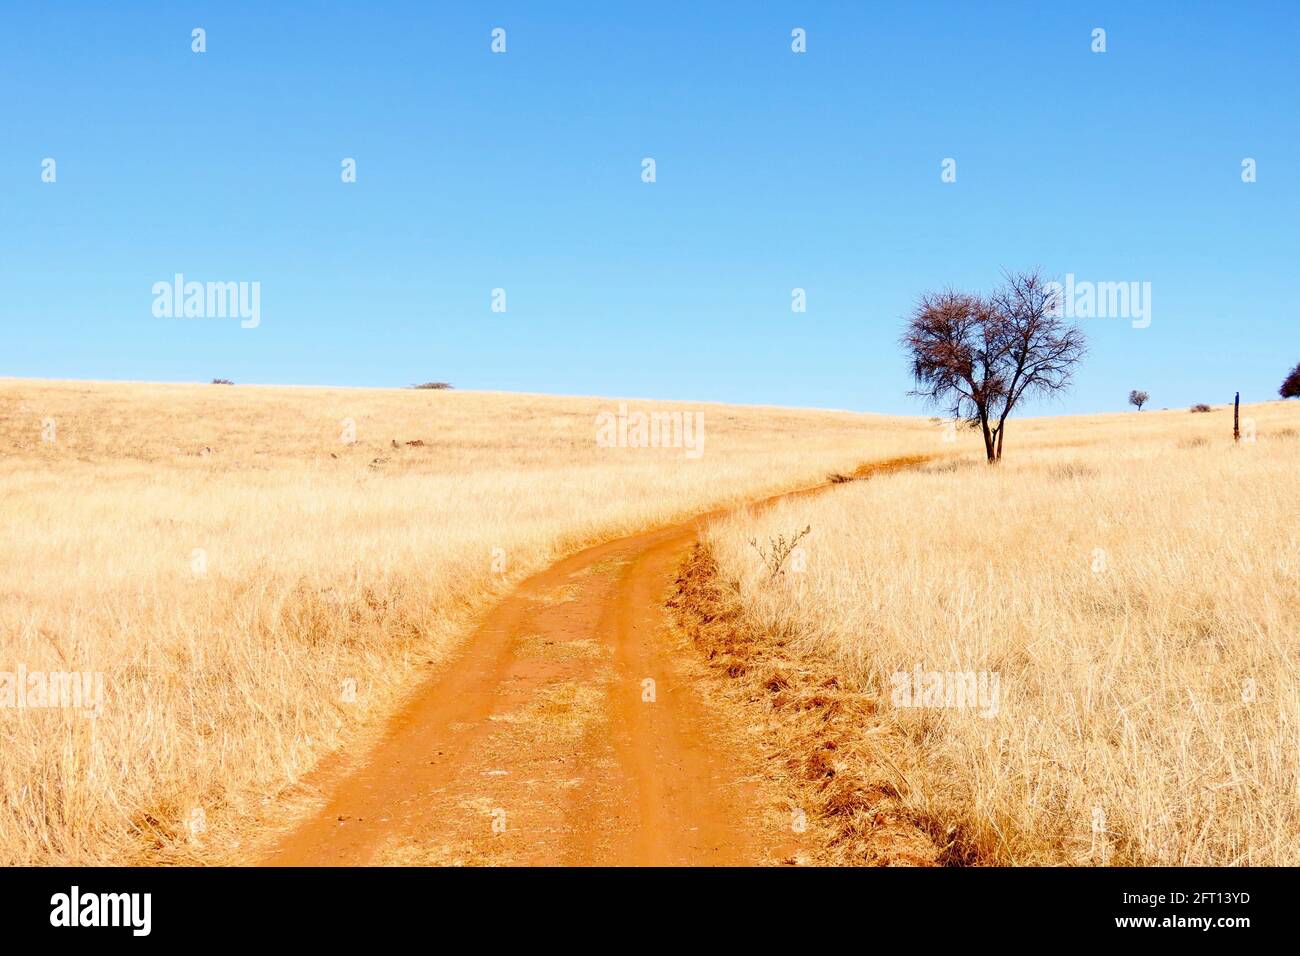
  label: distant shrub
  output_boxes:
[211,378,234,385]
[1281,363,1300,399]
[1190,403,1212,413]
[411,382,453,390]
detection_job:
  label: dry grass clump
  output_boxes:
[0,378,935,864]
[668,543,939,866]
[704,401,1300,865]
[1047,461,1097,480]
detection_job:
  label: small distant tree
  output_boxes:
[1128,389,1149,411]
[1281,363,1300,399]
[902,269,1087,462]
[211,378,234,385]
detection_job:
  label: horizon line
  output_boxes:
[2,374,1287,422]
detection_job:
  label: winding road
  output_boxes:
[264,456,929,866]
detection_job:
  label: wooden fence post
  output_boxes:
[1234,392,1240,443]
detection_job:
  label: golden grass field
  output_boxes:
[0,378,934,865]
[704,400,1300,865]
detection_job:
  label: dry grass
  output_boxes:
[669,541,941,866]
[704,401,1300,865]
[0,377,934,865]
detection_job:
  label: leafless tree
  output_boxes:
[902,270,1087,462]
[1129,389,1149,411]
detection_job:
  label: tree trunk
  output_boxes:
[996,422,1006,460]
[980,417,996,462]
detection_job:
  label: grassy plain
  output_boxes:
[0,378,933,864]
[703,400,1300,864]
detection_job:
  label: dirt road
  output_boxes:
[263,457,928,866]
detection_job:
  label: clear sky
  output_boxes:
[2,1,1296,414]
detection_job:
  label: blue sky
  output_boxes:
[2,1,1296,414]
